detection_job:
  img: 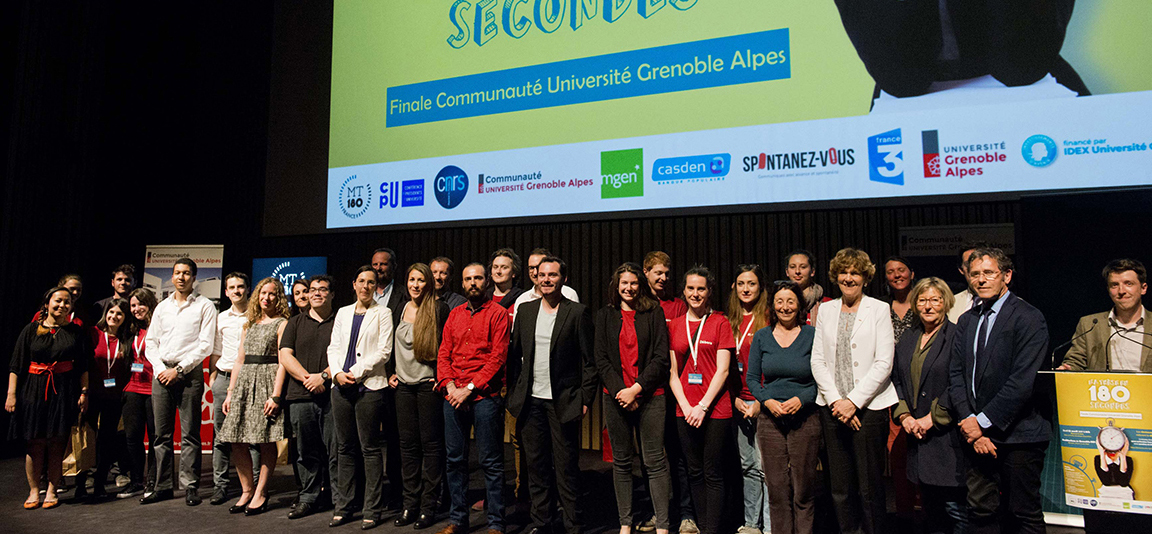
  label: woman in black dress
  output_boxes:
[6,287,91,510]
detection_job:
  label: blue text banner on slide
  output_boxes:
[327,1,1152,229]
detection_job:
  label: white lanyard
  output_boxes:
[103,332,118,374]
[133,334,145,360]
[736,315,755,358]
[684,312,707,369]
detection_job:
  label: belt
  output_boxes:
[28,361,74,400]
[245,355,279,365]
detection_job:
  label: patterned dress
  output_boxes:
[218,318,286,444]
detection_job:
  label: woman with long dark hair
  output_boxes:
[219,277,291,515]
[668,266,734,534]
[391,263,449,529]
[118,288,158,498]
[595,262,672,534]
[7,287,90,510]
[725,265,770,534]
[326,266,394,529]
[84,298,134,500]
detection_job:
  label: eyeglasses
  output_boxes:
[970,270,1002,281]
[308,287,331,294]
[916,297,943,306]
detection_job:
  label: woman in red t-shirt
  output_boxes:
[84,298,134,500]
[119,288,157,498]
[594,262,672,534]
[668,266,735,534]
[724,264,771,533]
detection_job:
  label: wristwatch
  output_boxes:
[174,365,185,376]
[270,396,282,406]
[466,383,475,391]
[321,371,330,381]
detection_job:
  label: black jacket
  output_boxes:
[506,297,596,424]
[892,321,966,487]
[593,305,670,399]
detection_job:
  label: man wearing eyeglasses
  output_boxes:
[948,247,1050,534]
[1058,259,1150,373]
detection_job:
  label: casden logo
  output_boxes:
[434,166,468,209]
[1022,135,1057,167]
[652,153,730,183]
[601,148,643,199]
[338,174,373,219]
[379,179,425,209]
[868,128,904,185]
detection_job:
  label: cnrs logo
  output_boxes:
[434,166,468,209]
[338,174,372,219]
[601,148,643,199]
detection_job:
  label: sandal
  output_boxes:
[23,498,41,510]
[42,498,61,510]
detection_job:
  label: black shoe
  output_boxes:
[140,489,173,504]
[330,515,354,528]
[186,489,201,506]
[414,513,436,530]
[210,487,228,506]
[117,483,145,499]
[244,501,269,516]
[289,502,314,520]
[361,516,381,530]
[394,510,416,527]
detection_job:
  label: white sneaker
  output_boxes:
[680,519,700,534]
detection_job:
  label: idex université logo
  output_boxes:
[601,148,644,199]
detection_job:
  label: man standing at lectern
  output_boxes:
[1058,259,1151,372]
[948,247,1050,534]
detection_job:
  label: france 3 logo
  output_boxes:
[868,128,904,185]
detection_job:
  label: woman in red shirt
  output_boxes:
[668,266,735,534]
[120,288,157,498]
[725,264,771,534]
[84,299,134,500]
[594,262,672,534]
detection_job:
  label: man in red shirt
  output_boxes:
[436,263,510,534]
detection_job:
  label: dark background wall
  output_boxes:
[1,1,1148,454]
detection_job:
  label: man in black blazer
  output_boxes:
[371,247,407,508]
[948,248,1050,534]
[507,256,596,534]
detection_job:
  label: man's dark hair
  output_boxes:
[529,247,552,257]
[224,271,250,288]
[965,247,1014,273]
[430,256,455,274]
[308,274,335,288]
[174,258,197,276]
[373,247,398,266]
[462,262,487,276]
[537,255,567,280]
[113,264,136,280]
[1102,259,1147,285]
[489,248,522,279]
[957,241,991,269]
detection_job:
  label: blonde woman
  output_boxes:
[219,277,290,515]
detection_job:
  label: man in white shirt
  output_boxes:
[1059,259,1151,372]
[512,248,579,324]
[207,272,258,505]
[142,258,217,506]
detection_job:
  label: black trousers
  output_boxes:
[380,388,402,506]
[521,397,583,534]
[833,0,1083,97]
[820,407,889,534]
[394,381,443,516]
[332,386,385,518]
[676,417,732,534]
[966,441,1046,534]
[603,393,671,530]
[666,394,696,523]
[87,393,129,488]
[121,391,155,487]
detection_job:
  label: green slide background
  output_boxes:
[328,0,1152,169]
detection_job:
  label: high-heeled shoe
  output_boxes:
[244,500,269,516]
[229,494,253,514]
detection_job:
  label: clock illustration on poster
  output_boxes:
[1095,420,1135,500]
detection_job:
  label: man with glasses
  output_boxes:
[279,276,338,519]
[948,247,1050,534]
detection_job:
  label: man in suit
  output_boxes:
[1058,259,1151,372]
[948,242,989,323]
[370,247,406,509]
[948,247,1050,534]
[507,256,596,534]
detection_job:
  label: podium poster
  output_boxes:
[1056,372,1152,514]
[144,244,224,453]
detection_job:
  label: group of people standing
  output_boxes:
[7,242,1148,534]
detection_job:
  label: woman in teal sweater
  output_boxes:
[747,280,819,534]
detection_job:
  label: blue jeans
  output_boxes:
[736,414,771,531]
[443,396,506,530]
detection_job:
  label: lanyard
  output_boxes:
[133,334,145,360]
[103,332,118,374]
[736,315,755,358]
[684,312,707,369]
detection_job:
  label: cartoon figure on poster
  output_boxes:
[1096,420,1135,500]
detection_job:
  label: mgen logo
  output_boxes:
[434,166,468,209]
[338,174,373,219]
[601,149,643,199]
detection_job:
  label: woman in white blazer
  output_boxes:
[326,265,394,529]
[809,248,897,534]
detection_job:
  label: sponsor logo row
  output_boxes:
[338,128,1148,219]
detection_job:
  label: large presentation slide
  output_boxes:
[327,0,1152,229]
